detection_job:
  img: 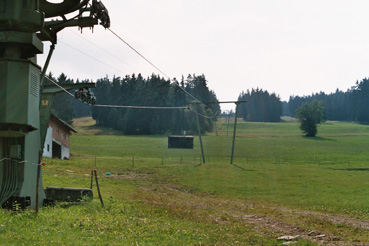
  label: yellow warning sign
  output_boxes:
[42,100,49,106]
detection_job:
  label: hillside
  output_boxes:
[1,118,369,245]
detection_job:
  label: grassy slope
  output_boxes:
[1,117,369,245]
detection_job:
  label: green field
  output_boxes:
[1,117,369,245]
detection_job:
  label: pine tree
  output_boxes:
[52,73,75,124]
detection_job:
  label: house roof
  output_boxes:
[50,114,77,133]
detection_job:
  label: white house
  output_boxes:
[43,114,77,159]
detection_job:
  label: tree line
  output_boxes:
[51,73,221,135]
[237,88,282,122]
[91,74,221,135]
[51,72,287,131]
[287,78,369,124]
[52,72,369,134]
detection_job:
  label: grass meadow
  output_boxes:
[1,117,369,245]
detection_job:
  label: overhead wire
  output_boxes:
[107,28,170,80]
[188,107,214,119]
[59,40,126,75]
[47,16,219,114]
[94,104,188,110]
[55,19,209,110]
[0,158,44,166]
[190,105,223,119]
[67,29,136,70]
[60,29,205,108]
[190,101,246,119]
[106,27,208,106]
[45,75,75,97]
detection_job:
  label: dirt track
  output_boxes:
[134,182,369,245]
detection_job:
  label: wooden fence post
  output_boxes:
[93,170,104,207]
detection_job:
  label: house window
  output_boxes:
[56,127,59,134]
[61,133,64,140]
[66,134,69,141]
[47,144,50,152]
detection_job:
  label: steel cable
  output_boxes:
[94,104,188,110]
[107,28,209,108]
[45,75,190,110]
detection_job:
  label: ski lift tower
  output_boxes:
[0,0,110,209]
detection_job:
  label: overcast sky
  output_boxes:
[39,0,369,111]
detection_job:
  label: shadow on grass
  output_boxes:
[230,163,255,171]
[193,163,254,171]
[303,136,334,141]
[87,125,123,135]
[231,163,246,170]
[333,168,369,171]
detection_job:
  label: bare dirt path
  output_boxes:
[132,183,369,245]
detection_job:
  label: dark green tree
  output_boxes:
[52,73,75,124]
[352,78,369,123]
[169,78,188,134]
[296,100,325,137]
[88,73,219,135]
[287,90,352,121]
[238,88,282,122]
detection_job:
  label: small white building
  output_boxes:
[43,115,77,159]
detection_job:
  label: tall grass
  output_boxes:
[1,117,369,245]
[68,118,369,215]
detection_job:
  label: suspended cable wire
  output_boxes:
[94,104,188,110]
[107,28,170,79]
[190,101,247,119]
[49,28,214,111]
[45,75,75,97]
[59,24,208,109]
[67,29,137,70]
[202,101,247,105]
[106,28,207,105]
[44,75,188,110]
[172,81,205,105]
[45,73,232,118]
[0,158,44,166]
[59,41,126,74]
[69,27,203,104]
[188,107,214,119]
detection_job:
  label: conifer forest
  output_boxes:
[51,73,369,135]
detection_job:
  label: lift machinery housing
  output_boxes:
[0,0,109,209]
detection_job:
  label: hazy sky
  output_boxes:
[39,0,369,111]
